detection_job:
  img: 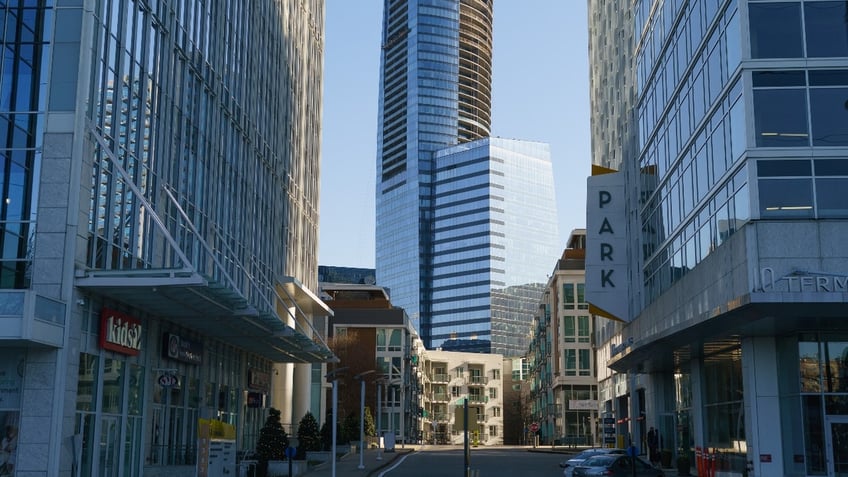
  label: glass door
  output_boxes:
[99,416,121,477]
[826,416,848,477]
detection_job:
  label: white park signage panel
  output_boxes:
[586,169,630,322]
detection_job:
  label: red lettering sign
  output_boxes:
[99,308,143,355]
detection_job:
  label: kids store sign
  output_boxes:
[99,308,143,355]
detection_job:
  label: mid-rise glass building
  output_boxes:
[432,138,560,356]
[0,1,331,475]
[588,1,848,475]
[375,0,559,355]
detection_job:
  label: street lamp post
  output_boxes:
[324,367,348,477]
[376,378,384,461]
[355,370,376,470]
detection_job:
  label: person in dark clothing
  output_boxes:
[647,426,659,465]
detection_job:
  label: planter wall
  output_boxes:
[267,459,306,477]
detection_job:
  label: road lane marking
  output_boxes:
[377,453,413,476]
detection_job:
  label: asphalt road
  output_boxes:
[376,446,567,477]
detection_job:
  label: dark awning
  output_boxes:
[76,269,335,363]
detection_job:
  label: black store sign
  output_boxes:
[247,369,271,393]
[163,333,203,365]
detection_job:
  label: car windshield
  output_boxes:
[574,450,601,459]
[581,455,617,467]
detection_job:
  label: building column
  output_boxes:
[272,363,295,428]
[292,363,312,427]
[743,336,782,476]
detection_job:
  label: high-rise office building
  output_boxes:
[375,0,559,356]
[0,1,330,475]
[587,1,848,476]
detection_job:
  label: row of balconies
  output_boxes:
[425,412,501,424]
[425,390,494,403]
[428,372,493,384]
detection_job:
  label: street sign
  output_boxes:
[604,436,617,444]
[529,422,539,433]
[158,373,179,388]
[602,417,615,425]
[285,446,296,459]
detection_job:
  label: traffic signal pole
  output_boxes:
[464,398,470,477]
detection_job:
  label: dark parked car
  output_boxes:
[572,454,665,477]
[561,449,627,477]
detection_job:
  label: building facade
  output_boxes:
[420,349,504,446]
[374,0,559,355]
[587,1,848,476]
[320,283,422,446]
[0,1,330,476]
[528,231,599,447]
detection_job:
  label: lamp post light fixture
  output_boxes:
[324,366,348,477]
[354,370,376,470]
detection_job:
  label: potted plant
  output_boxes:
[677,452,691,476]
[660,449,672,468]
[255,408,288,477]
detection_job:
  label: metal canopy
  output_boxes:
[76,269,335,363]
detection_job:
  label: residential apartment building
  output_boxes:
[0,1,330,475]
[375,0,559,356]
[320,283,422,445]
[528,231,598,447]
[420,350,504,446]
[586,1,848,475]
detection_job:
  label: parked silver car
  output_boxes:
[572,454,665,477]
[561,449,627,477]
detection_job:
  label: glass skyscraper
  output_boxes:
[0,1,330,475]
[375,0,560,356]
[588,1,848,475]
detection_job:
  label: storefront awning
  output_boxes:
[76,269,335,363]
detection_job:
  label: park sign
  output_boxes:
[586,165,631,322]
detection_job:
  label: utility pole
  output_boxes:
[464,398,470,477]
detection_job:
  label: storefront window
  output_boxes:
[800,341,822,392]
[803,395,826,475]
[77,353,99,412]
[824,341,848,392]
[127,364,144,416]
[0,350,22,477]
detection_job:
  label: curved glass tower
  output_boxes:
[376,0,559,355]
[376,0,495,348]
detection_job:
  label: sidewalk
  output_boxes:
[302,446,418,477]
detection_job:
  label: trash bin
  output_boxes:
[383,432,396,452]
[239,460,257,477]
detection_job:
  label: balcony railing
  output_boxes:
[432,392,449,402]
[431,373,450,383]
[468,375,488,386]
[467,395,488,404]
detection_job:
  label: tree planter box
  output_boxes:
[305,451,332,463]
[267,460,306,477]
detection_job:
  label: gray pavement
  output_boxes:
[301,445,419,477]
[301,445,687,477]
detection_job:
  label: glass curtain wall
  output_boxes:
[0,0,50,288]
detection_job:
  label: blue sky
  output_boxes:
[319,1,590,268]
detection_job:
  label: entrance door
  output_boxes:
[99,416,121,477]
[826,416,848,477]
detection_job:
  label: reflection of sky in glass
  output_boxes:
[430,138,559,355]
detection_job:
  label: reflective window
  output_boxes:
[749,2,803,58]
[753,89,809,147]
[815,159,848,175]
[759,178,814,217]
[809,88,848,146]
[805,1,848,58]
[758,160,811,177]
[816,178,848,217]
